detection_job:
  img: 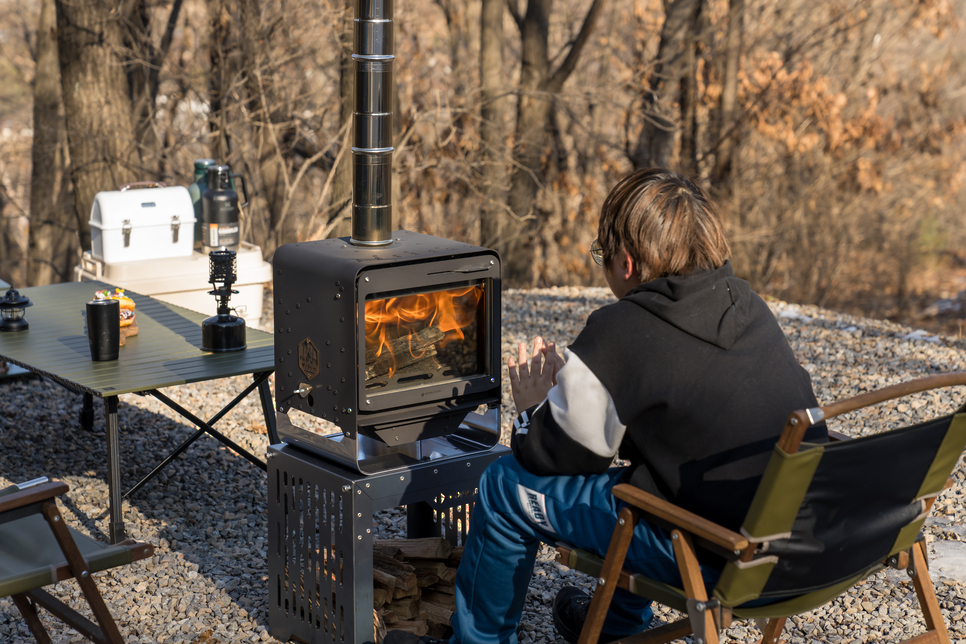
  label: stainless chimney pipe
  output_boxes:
[350,0,394,246]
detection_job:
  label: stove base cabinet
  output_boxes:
[267,443,510,644]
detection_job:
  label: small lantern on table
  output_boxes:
[0,287,32,332]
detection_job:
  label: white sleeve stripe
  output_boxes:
[546,350,627,459]
[513,409,531,435]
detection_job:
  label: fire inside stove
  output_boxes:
[364,281,485,391]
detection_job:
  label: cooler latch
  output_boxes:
[171,215,181,244]
[122,220,132,247]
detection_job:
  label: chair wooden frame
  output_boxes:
[0,479,154,644]
[556,372,966,644]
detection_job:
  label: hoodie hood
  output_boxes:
[623,261,751,350]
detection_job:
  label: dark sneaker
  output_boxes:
[552,586,622,644]
[383,630,448,644]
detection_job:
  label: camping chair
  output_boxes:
[0,477,154,643]
[555,372,966,644]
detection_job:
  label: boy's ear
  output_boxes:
[621,249,635,280]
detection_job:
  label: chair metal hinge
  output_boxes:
[686,597,722,644]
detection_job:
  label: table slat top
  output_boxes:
[0,281,275,396]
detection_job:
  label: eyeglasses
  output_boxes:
[590,239,604,266]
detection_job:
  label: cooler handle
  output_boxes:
[117,181,167,191]
[230,174,249,208]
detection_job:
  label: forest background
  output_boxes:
[0,0,964,330]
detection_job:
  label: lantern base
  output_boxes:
[201,314,246,352]
[0,318,28,332]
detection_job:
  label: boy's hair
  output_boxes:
[598,168,730,281]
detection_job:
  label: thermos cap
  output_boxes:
[194,158,217,171]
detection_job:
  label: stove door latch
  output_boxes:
[295,383,314,398]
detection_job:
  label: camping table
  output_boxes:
[0,280,278,543]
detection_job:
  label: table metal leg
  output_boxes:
[255,371,279,445]
[104,395,126,543]
[80,393,94,432]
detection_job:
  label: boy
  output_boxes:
[386,168,826,644]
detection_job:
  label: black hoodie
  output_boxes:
[511,262,826,531]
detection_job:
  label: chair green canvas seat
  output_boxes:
[555,372,966,644]
[0,480,154,644]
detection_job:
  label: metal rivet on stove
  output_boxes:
[334,293,341,300]
[278,357,283,362]
[490,378,495,383]
[286,309,290,315]
[277,406,284,412]
[347,408,352,413]
[466,462,471,467]
[287,350,292,355]
[367,528,371,533]
[333,390,338,395]
[296,303,301,309]
[358,535,362,540]
[339,286,344,292]
[288,372,293,377]
[433,469,438,474]
[326,340,330,345]
[395,436,399,441]
[366,483,370,488]
[277,269,282,274]
[327,363,332,368]
[365,277,370,282]
[287,328,291,333]
[306,297,311,302]
[366,399,371,405]
[341,348,345,352]
[277,329,283,334]
[399,476,404,481]
[357,490,362,495]
[490,260,495,265]
[340,317,345,322]
[335,281,340,286]
[277,299,282,304]
[343,485,351,492]
[357,513,362,518]
[328,385,332,390]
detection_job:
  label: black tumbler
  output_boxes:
[86,299,120,361]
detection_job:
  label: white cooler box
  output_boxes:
[90,183,195,263]
[74,242,272,326]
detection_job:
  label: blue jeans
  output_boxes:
[450,455,720,644]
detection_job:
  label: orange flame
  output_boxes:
[365,285,483,378]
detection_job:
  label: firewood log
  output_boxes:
[429,581,456,595]
[373,551,418,590]
[388,597,419,621]
[366,326,445,378]
[422,590,456,609]
[410,560,448,577]
[373,537,453,559]
[393,585,421,600]
[374,608,388,643]
[384,620,428,637]
[420,598,454,626]
[373,587,390,608]
[374,545,405,561]
[416,574,440,587]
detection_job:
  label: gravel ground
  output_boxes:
[4,286,966,643]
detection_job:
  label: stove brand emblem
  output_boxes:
[298,338,320,380]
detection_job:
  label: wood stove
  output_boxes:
[273,234,501,474]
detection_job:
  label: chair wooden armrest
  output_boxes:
[0,481,69,514]
[612,484,749,552]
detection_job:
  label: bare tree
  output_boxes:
[56,0,138,249]
[629,0,703,170]
[28,0,74,285]
[478,0,507,249]
[503,0,606,285]
[710,0,743,185]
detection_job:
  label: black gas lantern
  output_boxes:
[201,250,247,352]
[0,287,32,332]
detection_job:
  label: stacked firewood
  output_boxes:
[372,537,462,641]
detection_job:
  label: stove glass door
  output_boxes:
[363,280,486,393]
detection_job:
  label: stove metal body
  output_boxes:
[273,230,502,475]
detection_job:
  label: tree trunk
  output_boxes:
[504,0,606,286]
[630,0,703,171]
[207,0,233,162]
[710,0,742,185]
[478,0,507,250]
[56,0,138,250]
[326,0,356,239]
[28,0,75,286]
[238,0,291,254]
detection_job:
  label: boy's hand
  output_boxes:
[507,337,563,412]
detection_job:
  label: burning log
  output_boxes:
[366,326,445,379]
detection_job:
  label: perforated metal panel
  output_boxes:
[267,444,509,644]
